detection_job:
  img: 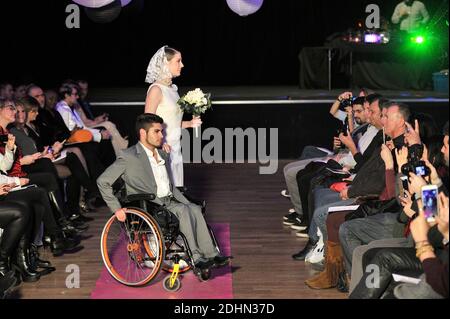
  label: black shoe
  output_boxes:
[70,213,94,223]
[0,271,17,299]
[211,255,232,268]
[283,212,301,226]
[292,240,315,261]
[194,259,213,270]
[61,224,87,236]
[50,234,82,257]
[29,245,56,275]
[290,217,308,231]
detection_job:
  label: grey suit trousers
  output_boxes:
[162,197,218,263]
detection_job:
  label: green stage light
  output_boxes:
[414,36,425,44]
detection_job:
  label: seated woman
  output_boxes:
[0,98,86,238]
[11,98,102,221]
[349,195,448,299]
[1,175,81,282]
[1,184,31,282]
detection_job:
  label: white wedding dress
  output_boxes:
[148,83,184,187]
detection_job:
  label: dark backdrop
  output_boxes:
[0,0,446,88]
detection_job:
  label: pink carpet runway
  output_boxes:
[90,223,233,299]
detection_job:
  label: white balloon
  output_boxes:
[226,0,264,17]
[73,0,133,8]
[72,0,115,8]
[120,0,132,7]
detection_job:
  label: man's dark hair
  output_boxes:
[444,121,449,137]
[378,98,391,110]
[59,83,79,100]
[365,93,383,105]
[136,113,164,138]
[353,96,366,106]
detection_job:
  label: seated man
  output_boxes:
[97,113,230,270]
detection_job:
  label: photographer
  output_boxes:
[348,122,449,298]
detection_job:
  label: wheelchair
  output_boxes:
[100,183,222,292]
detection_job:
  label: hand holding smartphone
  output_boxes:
[422,185,439,223]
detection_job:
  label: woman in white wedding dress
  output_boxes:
[144,46,201,188]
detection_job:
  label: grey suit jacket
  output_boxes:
[97,143,189,213]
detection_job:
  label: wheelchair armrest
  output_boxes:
[126,193,156,203]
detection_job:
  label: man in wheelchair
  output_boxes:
[97,113,231,272]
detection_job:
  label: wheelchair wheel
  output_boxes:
[101,207,165,286]
[163,275,181,292]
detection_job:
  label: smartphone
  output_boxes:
[382,127,386,144]
[421,185,439,222]
[400,176,409,197]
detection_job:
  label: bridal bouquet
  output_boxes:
[178,88,212,137]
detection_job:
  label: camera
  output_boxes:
[340,96,355,108]
[401,144,430,177]
[0,135,9,143]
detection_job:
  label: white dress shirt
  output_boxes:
[0,146,16,173]
[392,1,429,32]
[139,143,172,198]
[55,101,102,142]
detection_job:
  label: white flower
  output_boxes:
[183,88,207,106]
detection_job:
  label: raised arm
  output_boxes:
[419,2,430,25]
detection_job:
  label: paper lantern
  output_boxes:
[83,0,122,23]
[226,0,264,17]
[72,0,115,8]
[73,0,133,8]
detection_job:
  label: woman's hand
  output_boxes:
[399,190,416,218]
[52,141,64,154]
[395,146,409,173]
[19,178,29,186]
[436,193,449,240]
[404,120,421,147]
[20,153,42,165]
[0,183,12,195]
[340,187,349,200]
[410,209,431,244]
[380,144,394,170]
[162,143,171,153]
[191,116,202,128]
[6,134,16,151]
[408,172,428,196]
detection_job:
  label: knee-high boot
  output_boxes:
[11,236,40,283]
[305,241,344,289]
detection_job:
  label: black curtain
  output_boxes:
[0,0,446,88]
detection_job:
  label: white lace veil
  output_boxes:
[145,46,172,83]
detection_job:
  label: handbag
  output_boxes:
[67,129,93,144]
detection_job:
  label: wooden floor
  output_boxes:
[16,161,346,299]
